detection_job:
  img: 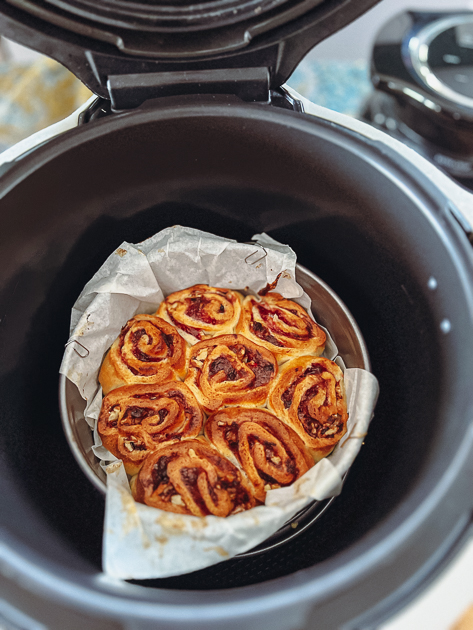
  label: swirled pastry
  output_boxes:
[268,356,348,452]
[236,293,326,363]
[132,438,256,516]
[99,314,187,395]
[157,285,243,345]
[206,407,314,502]
[184,334,278,412]
[98,382,203,475]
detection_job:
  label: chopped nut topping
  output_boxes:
[217,421,226,427]
[195,349,208,361]
[171,494,185,506]
[264,484,271,492]
[124,441,134,452]
[271,456,281,465]
[109,408,120,422]
[188,448,197,458]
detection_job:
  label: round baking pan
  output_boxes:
[58,262,370,554]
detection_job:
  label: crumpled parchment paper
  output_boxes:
[59,226,379,579]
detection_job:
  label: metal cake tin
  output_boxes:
[59,262,370,553]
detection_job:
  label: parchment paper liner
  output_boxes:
[60,226,379,579]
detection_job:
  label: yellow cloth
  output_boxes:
[0,56,91,148]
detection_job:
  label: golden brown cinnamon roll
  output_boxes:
[157,284,242,345]
[99,314,187,395]
[205,407,314,502]
[268,356,348,452]
[98,382,203,475]
[236,293,326,363]
[132,438,256,517]
[184,334,278,413]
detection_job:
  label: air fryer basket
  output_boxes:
[0,99,472,629]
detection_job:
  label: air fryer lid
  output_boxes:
[0,0,381,101]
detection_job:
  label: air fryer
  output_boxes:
[0,1,472,629]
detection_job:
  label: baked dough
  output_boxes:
[268,356,348,452]
[185,334,278,412]
[99,314,187,394]
[132,437,256,516]
[157,284,243,345]
[236,292,326,363]
[98,382,203,475]
[205,407,314,502]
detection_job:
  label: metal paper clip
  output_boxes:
[245,243,268,266]
[65,338,90,358]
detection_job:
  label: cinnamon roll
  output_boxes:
[157,284,242,345]
[184,334,278,412]
[206,407,314,502]
[236,293,326,363]
[268,356,348,452]
[132,438,256,516]
[99,314,187,395]
[98,382,203,475]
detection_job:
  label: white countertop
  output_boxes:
[381,537,473,630]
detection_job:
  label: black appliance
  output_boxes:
[364,10,473,190]
[0,1,472,629]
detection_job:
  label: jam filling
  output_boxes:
[208,356,242,381]
[256,304,310,340]
[297,384,343,438]
[250,355,274,387]
[257,470,278,484]
[248,435,276,455]
[181,466,199,485]
[127,327,174,363]
[247,435,296,481]
[228,345,274,388]
[286,459,296,476]
[258,273,282,297]
[162,332,174,350]
[185,296,217,325]
[281,363,327,409]
[133,391,193,414]
[177,456,245,513]
[251,321,284,347]
[220,477,250,509]
[224,422,240,453]
[122,406,155,424]
[206,478,218,504]
[131,329,154,362]
[180,466,210,514]
[152,455,172,490]
[169,313,203,340]
[166,390,194,416]
[158,409,169,424]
